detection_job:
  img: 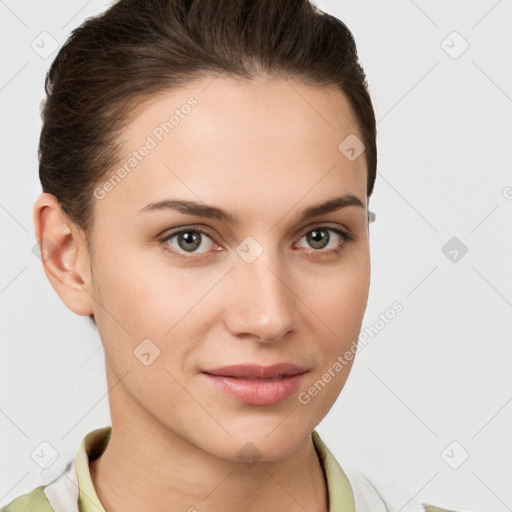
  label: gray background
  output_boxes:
[1,0,511,510]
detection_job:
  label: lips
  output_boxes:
[201,363,309,406]
[202,363,308,380]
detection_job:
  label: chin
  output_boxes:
[189,415,318,464]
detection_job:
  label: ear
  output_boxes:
[33,192,94,317]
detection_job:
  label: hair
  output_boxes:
[38,0,377,325]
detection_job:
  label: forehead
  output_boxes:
[98,75,367,221]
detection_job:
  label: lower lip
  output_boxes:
[203,372,308,405]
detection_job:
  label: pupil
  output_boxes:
[309,229,328,249]
[179,232,201,251]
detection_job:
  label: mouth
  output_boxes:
[201,363,308,380]
[201,363,309,405]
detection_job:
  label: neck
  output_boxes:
[89,371,329,512]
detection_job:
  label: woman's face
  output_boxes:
[86,74,370,461]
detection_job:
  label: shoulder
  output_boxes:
[344,467,464,512]
[1,457,78,512]
[0,485,53,512]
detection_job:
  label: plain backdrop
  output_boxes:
[1,1,511,510]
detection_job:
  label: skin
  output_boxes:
[34,74,371,512]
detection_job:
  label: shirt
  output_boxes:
[0,426,460,512]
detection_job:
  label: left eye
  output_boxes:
[295,227,351,251]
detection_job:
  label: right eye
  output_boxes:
[158,227,222,260]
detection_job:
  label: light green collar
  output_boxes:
[74,427,109,512]
[74,426,355,512]
[312,430,355,512]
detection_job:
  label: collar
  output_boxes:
[73,426,355,512]
[74,427,110,512]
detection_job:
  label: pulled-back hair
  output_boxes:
[39,0,377,239]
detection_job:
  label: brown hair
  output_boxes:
[40,0,377,242]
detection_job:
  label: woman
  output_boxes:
[2,0,459,510]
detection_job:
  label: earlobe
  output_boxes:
[33,192,94,317]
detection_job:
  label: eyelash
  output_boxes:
[158,225,353,261]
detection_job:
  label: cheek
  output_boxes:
[89,245,168,363]
[298,261,369,403]
[91,244,183,332]
[90,246,224,366]
[306,255,370,335]
[298,262,369,414]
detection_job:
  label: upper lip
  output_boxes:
[202,363,308,379]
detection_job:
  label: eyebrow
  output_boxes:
[136,193,365,224]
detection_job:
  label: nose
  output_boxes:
[224,244,296,343]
